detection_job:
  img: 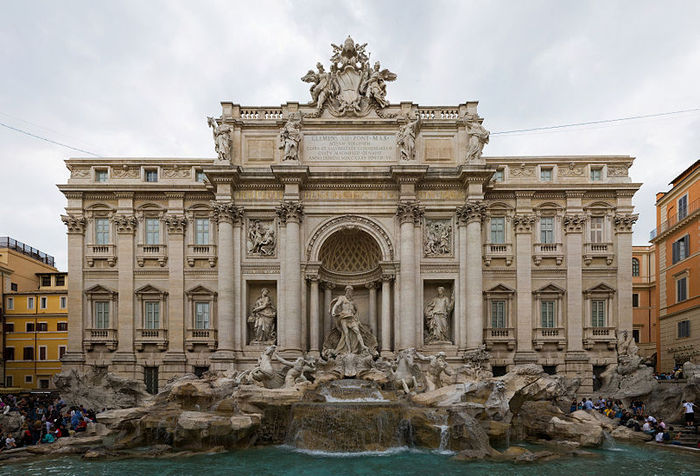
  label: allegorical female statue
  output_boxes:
[424,286,454,343]
[247,288,277,344]
[322,285,378,356]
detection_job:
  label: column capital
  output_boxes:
[365,281,378,290]
[381,273,395,282]
[396,200,424,225]
[276,200,304,224]
[456,200,486,225]
[306,273,320,283]
[61,214,86,234]
[563,214,586,234]
[164,214,187,234]
[210,200,244,224]
[512,213,536,233]
[614,213,638,233]
[112,214,138,234]
[321,281,335,290]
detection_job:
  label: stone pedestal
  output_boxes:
[565,352,593,394]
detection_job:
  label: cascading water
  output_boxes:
[436,424,450,453]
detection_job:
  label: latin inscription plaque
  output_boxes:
[304,134,395,162]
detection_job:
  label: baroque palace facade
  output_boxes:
[59,38,640,393]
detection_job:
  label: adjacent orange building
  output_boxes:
[650,159,700,372]
[632,245,656,360]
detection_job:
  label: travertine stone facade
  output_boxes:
[58,38,641,392]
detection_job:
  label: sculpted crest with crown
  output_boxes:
[302,36,397,117]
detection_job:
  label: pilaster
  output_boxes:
[564,213,586,352]
[396,200,423,349]
[456,201,486,350]
[513,212,536,359]
[615,213,638,333]
[277,200,304,353]
[61,212,86,368]
[163,198,187,376]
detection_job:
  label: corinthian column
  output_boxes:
[564,214,586,352]
[615,213,638,334]
[457,201,486,349]
[61,213,86,368]
[277,201,304,352]
[396,200,423,349]
[513,213,536,360]
[380,274,393,353]
[211,201,243,368]
[308,275,320,354]
[112,209,137,378]
[164,213,187,354]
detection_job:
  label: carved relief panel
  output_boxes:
[246,219,277,257]
[423,218,453,257]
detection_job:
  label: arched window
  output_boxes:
[632,258,640,277]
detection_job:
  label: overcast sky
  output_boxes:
[1,0,699,270]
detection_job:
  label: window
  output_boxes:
[40,297,47,309]
[95,301,110,328]
[4,323,14,333]
[7,297,13,310]
[196,170,206,182]
[37,322,48,332]
[145,169,158,182]
[678,195,688,220]
[10,282,17,291]
[540,167,553,181]
[678,320,690,338]
[591,300,606,327]
[590,217,604,243]
[25,375,33,384]
[145,218,160,245]
[632,330,640,343]
[490,217,505,244]
[60,296,67,309]
[540,217,554,244]
[39,379,49,389]
[632,258,640,277]
[41,276,51,287]
[95,218,110,245]
[27,297,34,309]
[95,169,108,182]
[39,346,47,361]
[26,322,35,332]
[491,300,506,328]
[195,302,210,329]
[632,293,639,308]
[144,366,159,395]
[58,346,67,359]
[55,275,65,286]
[57,322,68,331]
[591,168,602,181]
[4,347,14,361]
[145,301,160,329]
[23,347,34,361]
[672,235,690,264]
[195,218,210,245]
[541,301,555,328]
[5,376,12,387]
[493,169,504,182]
[676,276,688,302]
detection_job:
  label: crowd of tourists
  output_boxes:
[570,395,698,447]
[0,393,97,452]
[654,366,685,380]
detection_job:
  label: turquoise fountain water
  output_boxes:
[2,443,698,476]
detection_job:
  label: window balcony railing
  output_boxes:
[136,243,168,267]
[483,243,513,266]
[186,328,217,351]
[186,244,217,267]
[532,242,563,266]
[84,328,118,351]
[483,327,515,351]
[583,242,614,265]
[135,328,168,351]
[86,244,117,267]
[652,198,700,240]
[532,327,566,351]
[583,326,617,350]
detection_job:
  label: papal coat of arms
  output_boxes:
[301,36,397,117]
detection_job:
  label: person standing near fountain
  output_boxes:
[331,285,368,354]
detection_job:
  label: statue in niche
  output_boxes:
[416,351,454,392]
[278,114,302,161]
[359,61,397,109]
[207,117,232,162]
[248,220,276,256]
[322,285,378,356]
[424,220,452,256]
[247,288,277,344]
[275,351,316,388]
[465,120,490,163]
[397,117,419,161]
[424,286,454,344]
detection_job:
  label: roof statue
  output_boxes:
[302,36,396,117]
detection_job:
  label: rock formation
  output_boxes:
[53,367,152,409]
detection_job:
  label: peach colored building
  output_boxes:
[632,245,656,361]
